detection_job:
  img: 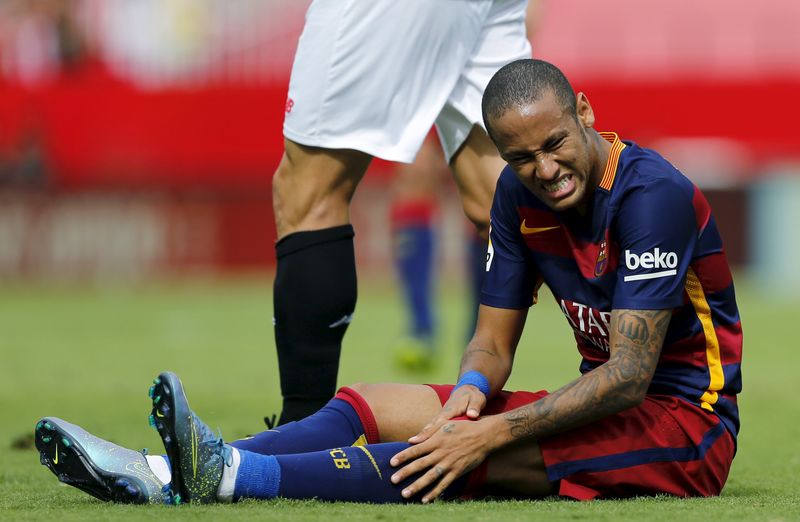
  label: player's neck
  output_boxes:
[591,130,613,188]
[572,130,611,216]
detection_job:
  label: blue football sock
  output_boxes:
[229,397,365,455]
[234,443,470,503]
[232,450,281,500]
[394,225,435,343]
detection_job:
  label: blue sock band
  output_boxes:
[233,450,281,500]
[230,397,365,455]
[453,370,490,397]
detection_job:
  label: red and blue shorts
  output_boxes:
[427,384,735,500]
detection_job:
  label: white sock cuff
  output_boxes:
[216,447,241,503]
[144,455,172,486]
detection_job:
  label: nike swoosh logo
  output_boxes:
[329,314,353,328]
[156,410,164,418]
[520,220,559,235]
[190,416,198,478]
[53,443,58,464]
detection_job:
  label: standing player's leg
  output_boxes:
[433,0,530,336]
[273,0,498,423]
[465,226,488,338]
[272,139,371,424]
[436,0,531,238]
[449,127,505,339]
[448,125,508,239]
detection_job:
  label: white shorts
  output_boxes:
[283,0,531,163]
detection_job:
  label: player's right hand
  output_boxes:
[408,385,487,444]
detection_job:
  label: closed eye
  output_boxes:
[543,136,566,151]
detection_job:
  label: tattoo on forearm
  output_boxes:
[503,308,671,440]
[617,311,649,344]
[459,344,499,376]
[464,347,497,358]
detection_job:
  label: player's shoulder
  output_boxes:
[613,141,695,203]
[497,164,521,191]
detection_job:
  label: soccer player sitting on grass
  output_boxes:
[35,59,742,504]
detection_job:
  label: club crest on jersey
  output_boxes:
[594,240,608,277]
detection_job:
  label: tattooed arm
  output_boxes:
[493,308,671,444]
[389,307,670,502]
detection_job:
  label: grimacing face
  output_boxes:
[489,91,606,213]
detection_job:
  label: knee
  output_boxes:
[343,382,389,414]
[345,382,372,399]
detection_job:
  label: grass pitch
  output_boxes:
[0,273,798,521]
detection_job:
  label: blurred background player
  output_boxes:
[389,138,491,372]
[273,0,532,423]
[389,138,443,371]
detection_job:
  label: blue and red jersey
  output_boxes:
[483,132,743,440]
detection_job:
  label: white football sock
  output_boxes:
[216,447,241,503]
[144,455,172,485]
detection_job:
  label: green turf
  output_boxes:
[1,273,797,521]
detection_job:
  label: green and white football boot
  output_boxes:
[35,417,173,504]
[149,371,232,504]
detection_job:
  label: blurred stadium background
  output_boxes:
[1,0,798,287]
[1,1,799,517]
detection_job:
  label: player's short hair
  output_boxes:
[482,59,577,140]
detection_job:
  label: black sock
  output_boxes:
[273,225,357,424]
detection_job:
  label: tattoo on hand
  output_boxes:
[442,423,455,433]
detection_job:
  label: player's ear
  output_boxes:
[575,92,594,129]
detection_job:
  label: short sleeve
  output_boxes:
[480,177,538,309]
[613,177,698,310]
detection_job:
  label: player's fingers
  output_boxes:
[420,471,457,504]
[465,394,487,419]
[390,453,433,484]
[390,441,429,468]
[400,462,448,500]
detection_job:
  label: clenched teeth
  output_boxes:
[544,175,571,193]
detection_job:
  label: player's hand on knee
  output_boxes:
[408,386,486,444]
[390,418,491,503]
